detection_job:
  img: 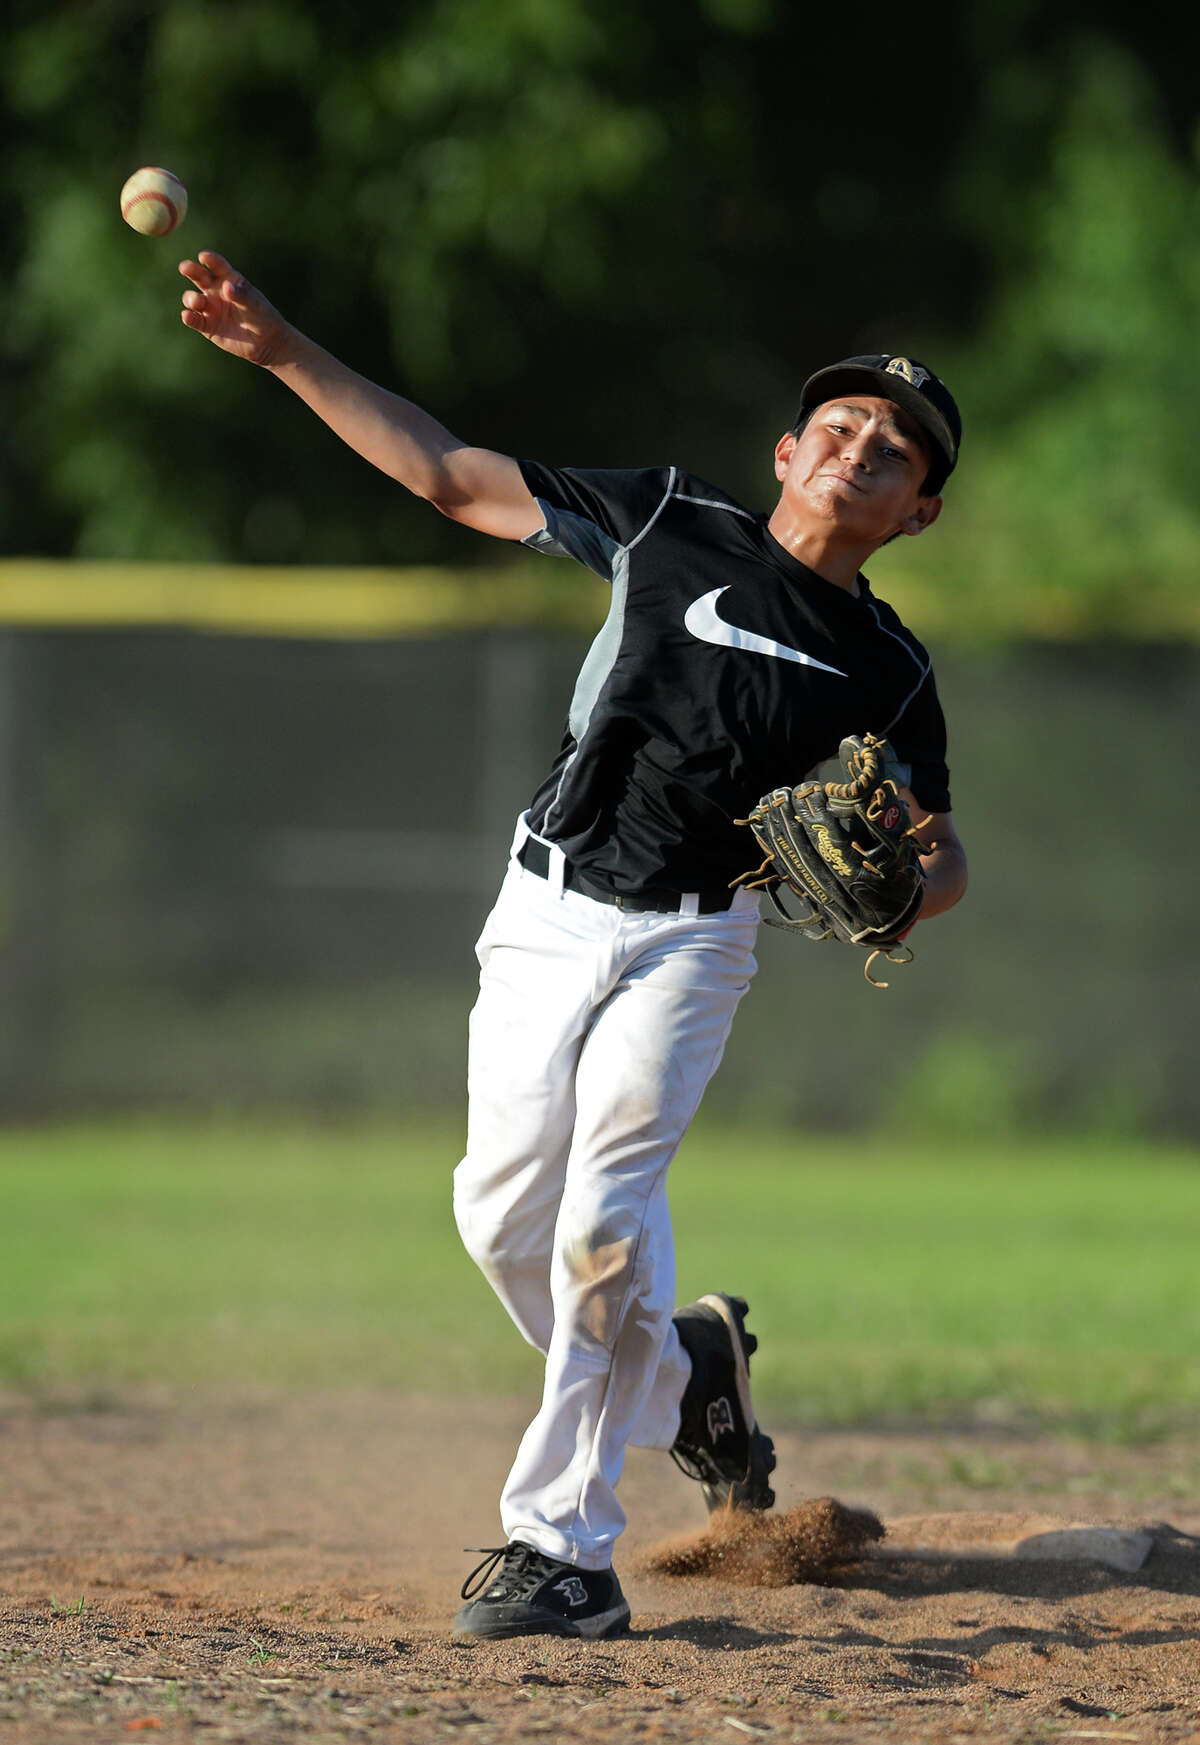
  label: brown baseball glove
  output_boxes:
[732,734,929,987]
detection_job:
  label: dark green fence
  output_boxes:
[0,629,1194,1136]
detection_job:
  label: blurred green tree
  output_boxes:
[1,0,980,563]
[936,38,1200,612]
[1,3,1194,597]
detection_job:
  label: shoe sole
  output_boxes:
[697,1293,755,1429]
[701,1424,776,1512]
[696,1293,776,1513]
[452,1601,632,1642]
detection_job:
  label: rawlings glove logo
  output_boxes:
[812,823,852,875]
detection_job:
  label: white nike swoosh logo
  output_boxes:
[683,587,847,677]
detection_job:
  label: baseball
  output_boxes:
[120,166,188,237]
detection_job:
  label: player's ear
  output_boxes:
[773,431,797,481]
[899,495,942,538]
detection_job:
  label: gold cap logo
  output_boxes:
[884,356,931,391]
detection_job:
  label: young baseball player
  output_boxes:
[179,250,968,1642]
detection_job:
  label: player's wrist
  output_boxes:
[263,323,318,377]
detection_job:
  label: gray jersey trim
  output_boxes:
[539,471,677,831]
[625,467,679,550]
[863,598,932,736]
[523,503,621,580]
[566,544,631,743]
[671,490,758,522]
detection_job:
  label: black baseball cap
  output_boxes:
[795,354,962,493]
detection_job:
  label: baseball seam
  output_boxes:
[122,192,179,225]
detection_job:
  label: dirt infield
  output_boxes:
[3,1390,1199,1743]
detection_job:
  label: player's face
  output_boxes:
[774,396,941,544]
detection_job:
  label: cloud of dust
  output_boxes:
[643,1498,885,1588]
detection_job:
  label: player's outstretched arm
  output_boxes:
[178,250,541,542]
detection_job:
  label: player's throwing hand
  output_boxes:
[178,250,289,368]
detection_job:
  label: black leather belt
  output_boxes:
[517,835,736,914]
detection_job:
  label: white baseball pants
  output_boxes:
[452,816,760,1569]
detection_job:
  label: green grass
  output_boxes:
[671,1128,1200,1439]
[1,1119,1197,1437]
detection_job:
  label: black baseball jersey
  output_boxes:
[519,461,951,895]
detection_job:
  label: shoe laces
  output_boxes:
[669,1441,725,1486]
[459,1542,561,1602]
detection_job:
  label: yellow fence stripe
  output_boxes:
[0,560,605,639]
[0,559,1195,641]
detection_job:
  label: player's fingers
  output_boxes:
[177,257,214,290]
[193,250,252,305]
[219,273,252,306]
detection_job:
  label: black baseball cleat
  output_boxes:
[452,1541,631,1641]
[671,1292,776,1512]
